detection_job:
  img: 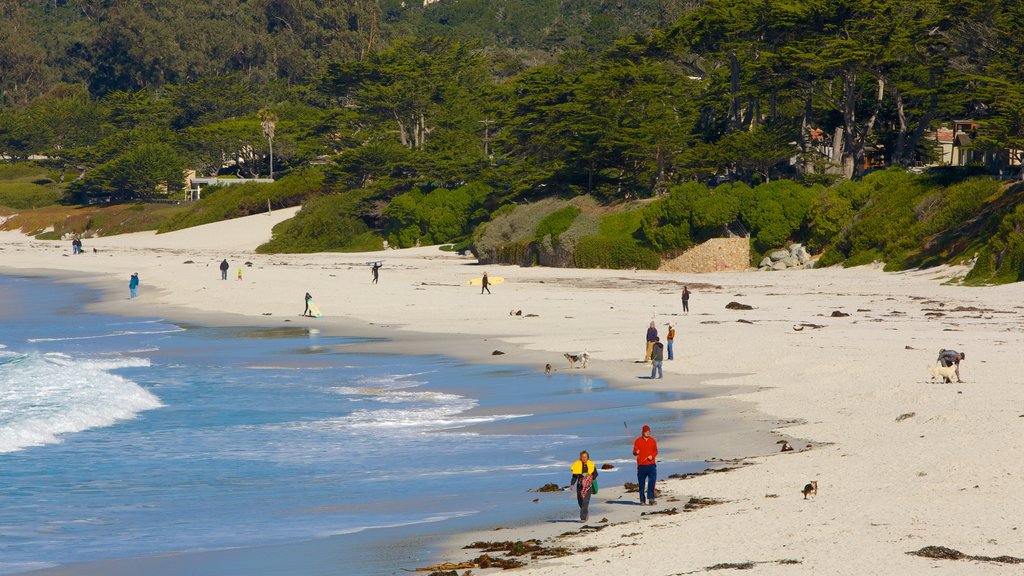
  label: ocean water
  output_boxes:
[0,274,701,575]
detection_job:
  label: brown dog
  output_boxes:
[802,481,818,499]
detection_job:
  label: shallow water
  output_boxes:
[0,274,701,575]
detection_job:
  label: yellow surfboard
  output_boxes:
[467,276,504,286]
[308,302,322,318]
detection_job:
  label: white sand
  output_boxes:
[2,214,1022,575]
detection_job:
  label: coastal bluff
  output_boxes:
[659,237,750,273]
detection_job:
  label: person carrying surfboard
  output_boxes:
[303,292,312,317]
[371,261,381,284]
[481,271,490,294]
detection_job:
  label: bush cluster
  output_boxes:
[160,168,324,233]
[0,183,62,209]
[573,236,660,269]
[383,183,492,248]
[258,192,374,253]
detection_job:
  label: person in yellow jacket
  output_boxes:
[568,451,599,522]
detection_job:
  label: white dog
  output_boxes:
[928,363,957,383]
[564,351,590,369]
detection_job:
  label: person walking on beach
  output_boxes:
[937,349,965,383]
[633,425,658,505]
[303,292,312,317]
[481,271,491,295]
[129,273,139,299]
[650,338,664,379]
[681,286,690,314]
[666,323,675,361]
[237,267,243,281]
[72,237,82,255]
[644,321,658,362]
[568,450,599,522]
[371,262,381,284]
[220,259,229,280]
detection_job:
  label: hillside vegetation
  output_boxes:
[2,1,1024,281]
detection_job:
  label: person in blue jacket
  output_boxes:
[129,273,139,299]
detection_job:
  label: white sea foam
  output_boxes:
[0,352,162,454]
[26,327,185,343]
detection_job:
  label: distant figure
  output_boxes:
[780,441,793,452]
[303,292,312,317]
[644,321,658,362]
[937,349,965,383]
[569,450,599,522]
[666,323,675,360]
[129,273,139,299]
[681,286,690,314]
[632,425,658,505]
[650,337,664,379]
[371,262,381,284]
[72,237,82,255]
[481,271,490,295]
[237,268,243,281]
[220,259,229,280]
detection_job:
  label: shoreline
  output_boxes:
[4,219,1023,574]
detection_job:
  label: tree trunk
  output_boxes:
[730,51,741,131]
[902,70,943,168]
[394,112,409,148]
[892,85,907,166]
[269,138,274,179]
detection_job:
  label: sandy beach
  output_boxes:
[2,213,1023,575]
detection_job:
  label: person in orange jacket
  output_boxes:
[632,424,658,505]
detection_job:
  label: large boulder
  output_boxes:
[770,250,790,261]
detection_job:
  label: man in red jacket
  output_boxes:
[633,424,658,505]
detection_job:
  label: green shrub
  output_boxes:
[574,236,660,269]
[384,183,492,248]
[964,201,1024,284]
[806,189,854,253]
[160,168,323,232]
[733,180,818,253]
[0,163,58,183]
[917,178,999,238]
[258,192,373,253]
[535,205,580,242]
[0,183,62,209]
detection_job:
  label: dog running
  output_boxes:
[928,363,957,383]
[564,351,590,369]
[802,480,818,499]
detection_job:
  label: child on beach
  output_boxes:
[568,451,598,522]
[650,338,664,379]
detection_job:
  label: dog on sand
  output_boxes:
[564,351,590,369]
[928,363,957,383]
[802,481,818,499]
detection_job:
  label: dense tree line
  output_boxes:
[1,0,1024,272]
